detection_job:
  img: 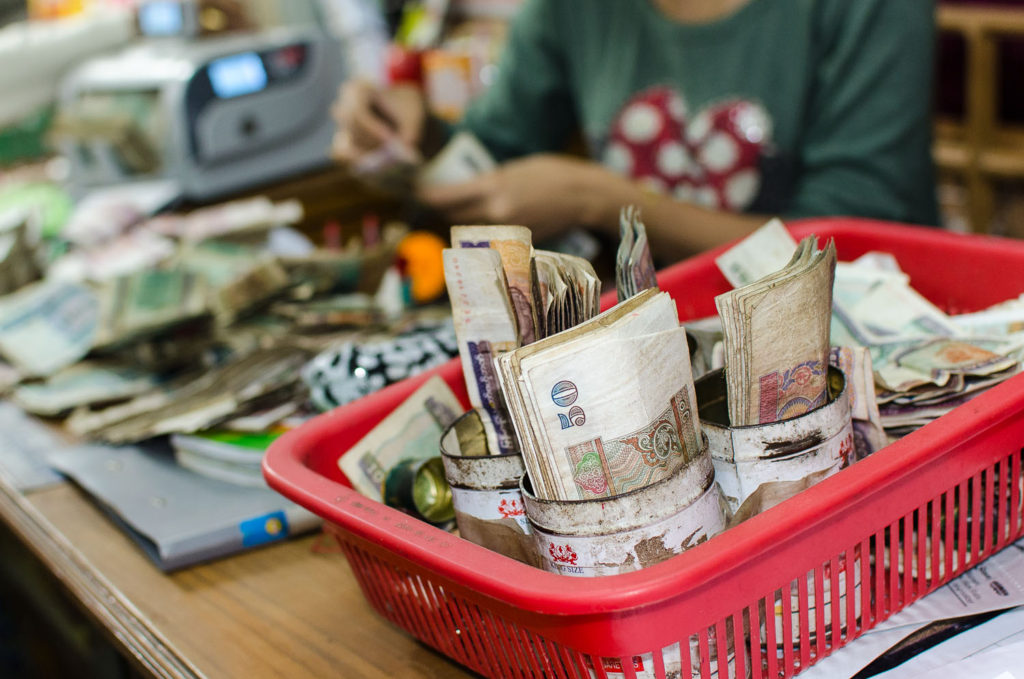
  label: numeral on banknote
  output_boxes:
[551,380,586,429]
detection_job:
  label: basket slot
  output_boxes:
[902,514,914,607]
[511,626,546,678]
[813,567,826,660]
[747,603,763,676]
[733,612,748,679]
[1012,448,1022,537]
[828,555,841,650]
[851,543,866,641]
[697,629,712,679]
[715,619,730,679]
[973,473,984,562]
[985,466,996,556]
[957,479,969,575]
[447,597,487,671]
[921,500,935,593]
[945,486,956,583]
[762,593,779,678]
[795,575,809,670]
[480,609,522,679]
[649,643,668,679]
[996,459,1009,549]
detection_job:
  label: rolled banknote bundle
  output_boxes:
[443,226,601,457]
[443,246,521,456]
[616,205,658,303]
[496,288,706,502]
[715,235,837,427]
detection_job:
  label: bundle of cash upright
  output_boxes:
[532,250,601,338]
[616,205,658,302]
[715,235,837,426]
[495,288,703,502]
[444,225,600,458]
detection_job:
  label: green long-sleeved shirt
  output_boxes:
[460,0,939,225]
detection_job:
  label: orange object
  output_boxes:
[396,230,446,304]
[28,0,84,19]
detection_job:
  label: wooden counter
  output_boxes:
[0,466,476,678]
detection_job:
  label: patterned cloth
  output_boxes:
[458,0,939,225]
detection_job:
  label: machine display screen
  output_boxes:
[138,2,185,36]
[208,53,268,99]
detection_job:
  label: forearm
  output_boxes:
[575,164,770,261]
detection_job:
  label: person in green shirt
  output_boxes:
[333,0,939,260]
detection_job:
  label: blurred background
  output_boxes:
[1,1,1024,676]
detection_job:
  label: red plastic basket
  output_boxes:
[264,218,1024,679]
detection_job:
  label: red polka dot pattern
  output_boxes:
[603,87,772,212]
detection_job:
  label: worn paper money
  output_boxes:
[451,225,538,345]
[616,205,658,302]
[715,218,797,288]
[0,280,99,377]
[497,289,702,501]
[716,237,837,426]
[339,375,461,500]
[443,247,520,455]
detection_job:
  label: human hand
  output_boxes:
[331,80,426,166]
[416,154,617,241]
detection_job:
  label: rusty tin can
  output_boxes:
[695,366,854,524]
[440,410,539,566]
[521,437,726,577]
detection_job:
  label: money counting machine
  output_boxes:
[54,10,345,201]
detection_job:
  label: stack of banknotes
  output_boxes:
[716,219,1022,440]
[715,231,837,426]
[443,225,601,457]
[616,205,658,302]
[835,258,1022,437]
[496,288,703,501]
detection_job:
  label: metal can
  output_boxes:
[440,410,539,566]
[521,436,726,578]
[381,456,454,525]
[695,366,854,525]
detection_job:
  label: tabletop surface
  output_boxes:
[0,468,476,679]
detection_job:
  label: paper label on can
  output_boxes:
[714,419,853,516]
[538,481,726,577]
[451,486,531,534]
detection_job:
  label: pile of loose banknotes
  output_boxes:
[0,195,463,488]
[338,212,1024,574]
